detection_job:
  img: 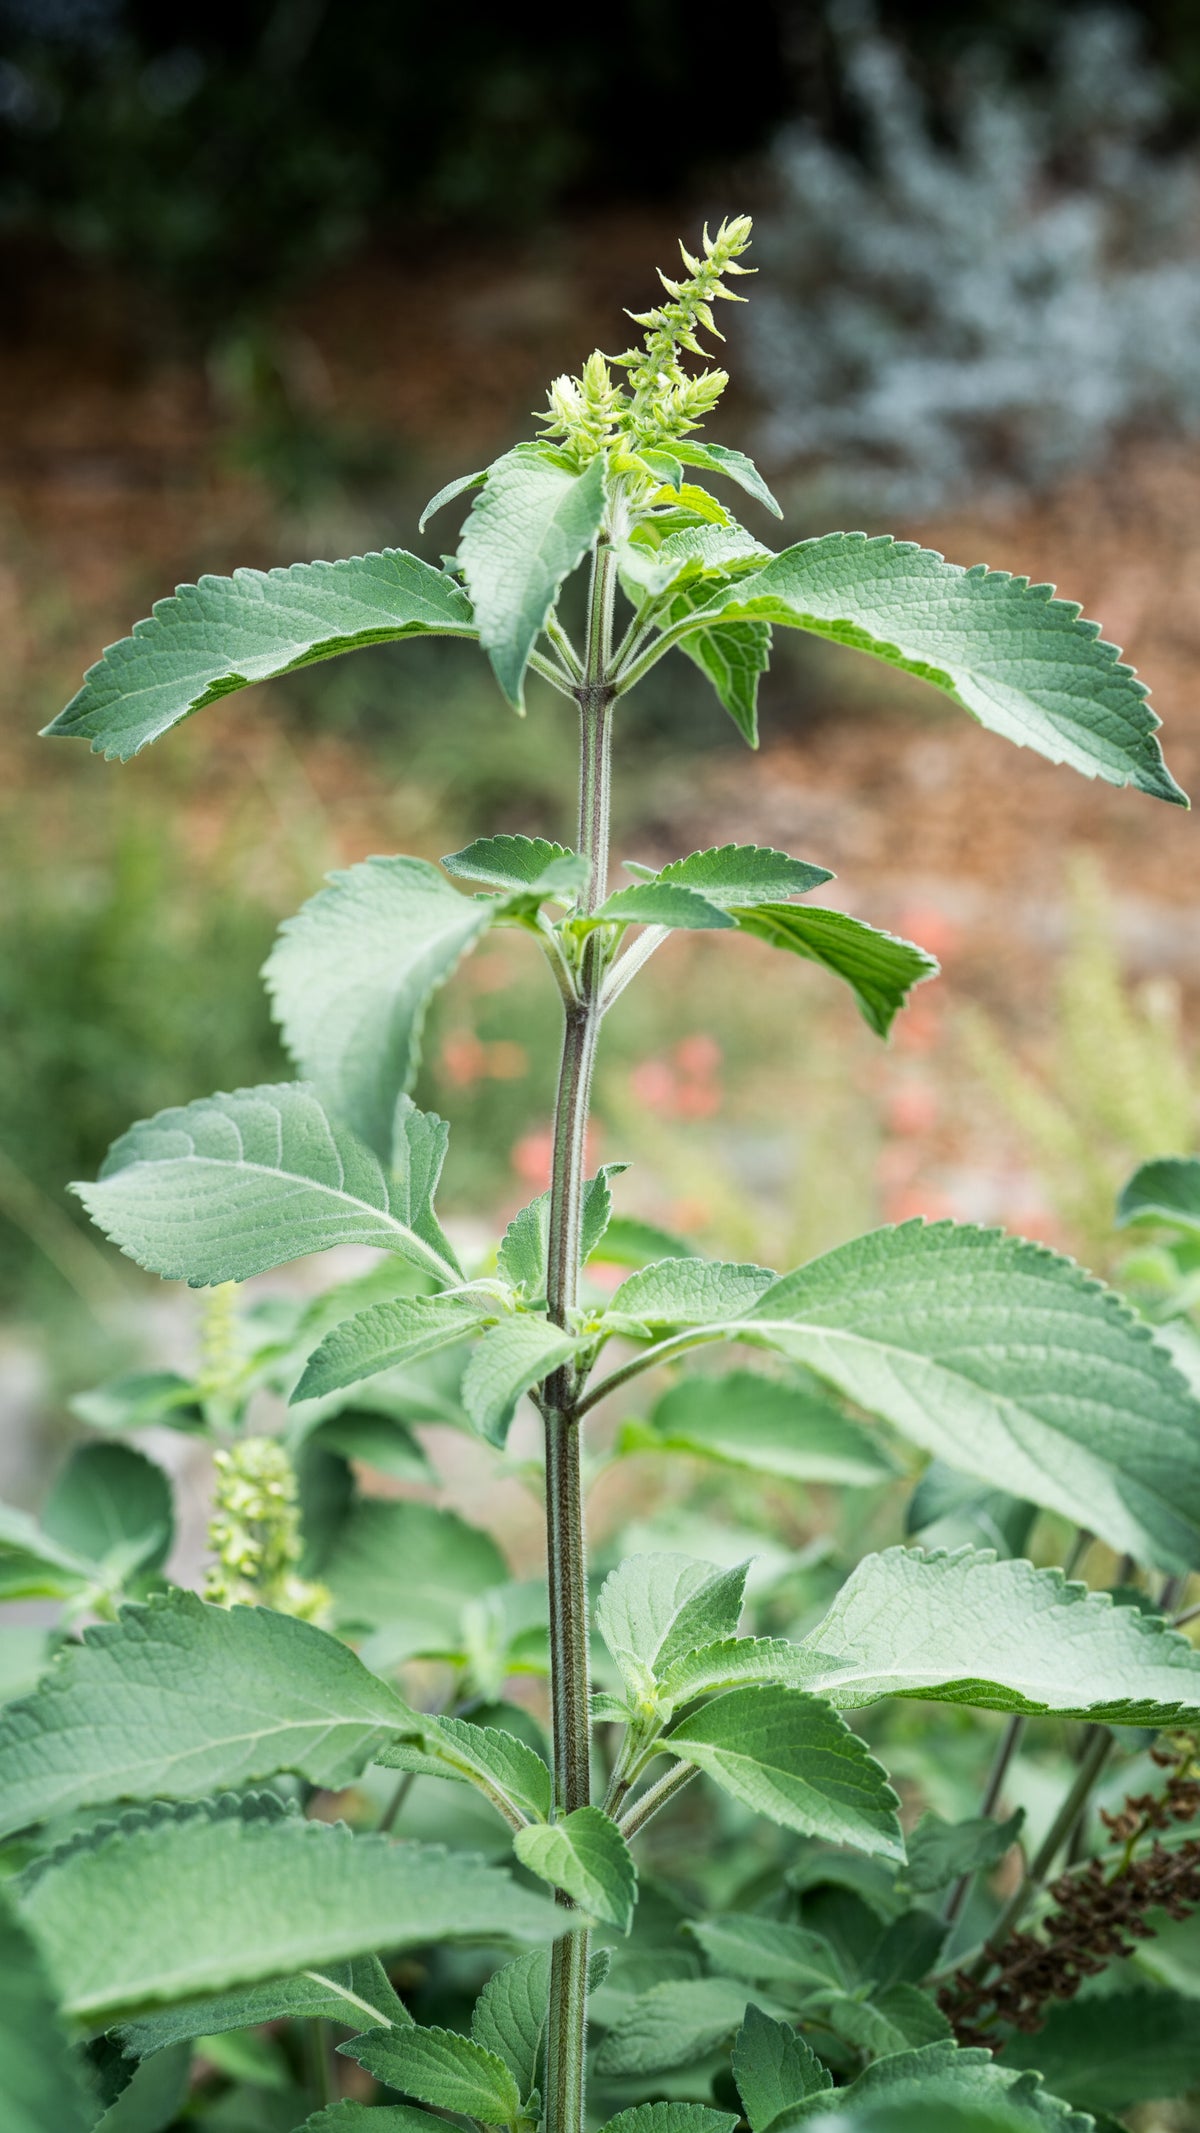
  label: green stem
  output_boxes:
[542,542,617,2133]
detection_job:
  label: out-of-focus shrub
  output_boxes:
[744,5,1200,515]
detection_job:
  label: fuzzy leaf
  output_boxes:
[731,905,938,1037]
[596,1554,749,1697]
[807,2038,1100,2132]
[75,1082,461,1288]
[0,1588,417,1839]
[655,1637,844,1710]
[42,1441,173,1578]
[646,1370,897,1486]
[999,1986,1200,2110]
[602,1259,775,1335]
[617,526,772,602]
[117,1956,408,2060]
[733,2003,833,2130]
[740,1223,1200,1571]
[903,1808,1025,1895]
[595,881,735,929]
[291,2110,441,2133]
[462,1316,588,1446]
[688,1916,845,1991]
[15,1796,557,2026]
[678,613,773,743]
[0,1886,93,2133]
[343,2023,522,2124]
[599,2109,738,2133]
[293,1292,495,1403]
[419,468,486,531]
[471,1948,548,2099]
[595,1977,786,2076]
[1118,1156,1200,1232]
[592,1215,700,1270]
[376,1715,552,1824]
[673,441,784,518]
[322,1498,507,1647]
[45,550,474,759]
[461,446,606,709]
[442,833,588,900]
[795,1545,1200,1721]
[665,1686,904,1861]
[691,533,1186,805]
[498,1163,628,1300]
[624,844,832,906]
[265,858,557,1164]
[514,1806,636,1929]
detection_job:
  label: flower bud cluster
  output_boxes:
[538,217,754,473]
[205,1434,328,1622]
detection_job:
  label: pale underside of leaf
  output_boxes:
[75,1082,461,1289]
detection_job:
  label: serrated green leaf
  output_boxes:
[70,1370,206,1434]
[689,532,1186,805]
[602,1259,774,1335]
[342,2023,522,2124]
[462,1316,588,1446]
[733,2003,832,2131]
[419,468,486,532]
[594,881,734,929]
[596,1554,749,1697]
[0,1588,416,1838]
[807,2039,1098,2133]
[117,1955,408,2060]
[595,1976,786,2076]
[45,550,475,759]
[1000,1985,1200,2110]
[591,1214,700,1271]
[265,858,537,1165]
[1118,1156,1200,1232]
[498,1163,628,1300]
[15,1795,558,2025]
[794,1545,1200,1721]
[0,1502,104,1602]
[688,1915,844,1990]
[291,2109,442,2133]
[322,1497,507,1647]
[665,1686,903,1861]
[654,1637,838,1711]
[376,1715,552,1824]
[599,2108,739,2133]
[625,844,832,906]
[647,1371,897,1486]
[617,526,772,602]
[442,833,588,900]
[731,905,938,1037]
[903,1808,1024,1895]
[672,441,784,518]
[43,1442,173,1579]
[739,1223,1200,1571]
[461,445,606,709]
[0,1885,93,2133]
[75,1082,462,1288]
[293,1291,495,1403]
[514,1806,636,1929]
[678,611,773,743]
[471,1948,548,2100]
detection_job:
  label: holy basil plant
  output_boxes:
[13,217,1200,2133]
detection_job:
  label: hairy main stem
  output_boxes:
[542,543,616,2133]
